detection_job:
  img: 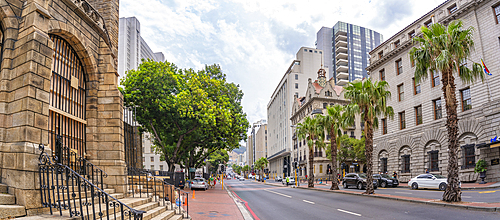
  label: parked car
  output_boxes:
[190,178,208,190]
[282,177,295,186]
[239,176,245,181]
[256,175,261,181]
[408,174,458,190]
[373,174,399,188]
[275,176,283,182]
[342,173,378,190]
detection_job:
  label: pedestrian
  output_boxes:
[425,169,429,173]
[392,171,398,179]
[286,176,290,186]
[209,176,214,188]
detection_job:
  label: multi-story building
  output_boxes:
[267,47,328,178]
[290,69,362,180]
[118,17,165,79]
[367,0,500,183]
[142,133,168,171]
[316,22,383,85]
[255,122,268,161]
[246,134,254,167]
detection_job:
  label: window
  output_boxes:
[448,4,458,14]
[323,103,327,109]
[160,165,164,170]
[295,83,298,89]
[408,30,416,39]
[295,74,298,80]
[151,165,155,170]
[413,78,421,95]
[294,92,298,98]
[495,4,500,24]
[379,69,385,81]
[433,99,442,120]
[415,105,422,125]
[380,158,388,173]
[424,19,432,28]
[320,164,323,173]
[401,155,410,173]
[151,146,154,153]
[378,51,383,58]
[344,131,347,135]
[461,88,472,111]
[304,49,307,52]
[396,59,403,75]
[309,50,312,52]
[432,71,440,87]
[428,150,439,171]
[381,118,387,135]
[394,40,400,48]
[350,131,355,138]
[399,111,406,130]
[151,157,154,162]
[462,144,476,169]
[398,84,404,101]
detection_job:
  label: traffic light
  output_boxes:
[221,165,225,172]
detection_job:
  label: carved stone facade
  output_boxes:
[0,0,122,216]
[367,0,500,183]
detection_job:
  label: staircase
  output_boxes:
[0,183,26,218]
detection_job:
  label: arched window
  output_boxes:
[49,35,86,159]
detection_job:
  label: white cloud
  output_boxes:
[120,0,444,140]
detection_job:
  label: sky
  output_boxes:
[119,0,444,139]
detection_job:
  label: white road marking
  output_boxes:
[302,200,315,204]
[395,192,413,195]
[462,196,472,198]
[337,209,362,217]
[264,189,292,198]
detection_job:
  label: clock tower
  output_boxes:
[317,67,327,87]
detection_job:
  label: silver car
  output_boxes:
[191,178,208,190]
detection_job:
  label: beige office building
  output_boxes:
[267,47,329,178]
[255,123,268,161]
[290,70,362,180]
[368,0,500,183]
[142,133,168,171]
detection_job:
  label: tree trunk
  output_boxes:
[442,69,462,202]
[308,146,315,188]
[364,112,375,194]
[330,131,339,190]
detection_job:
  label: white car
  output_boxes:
[408,174,454,191]
[282,177,295,186]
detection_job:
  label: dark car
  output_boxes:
[342,173,378,190]
[373,174,399,188]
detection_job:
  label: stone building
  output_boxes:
[367,0,500,183]
[290,69,362,180]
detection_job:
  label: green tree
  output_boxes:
[121,60,249,171]
[409,20,485,202]
[318,104,352,190]
[296,115,325,188]
[242,165,250,178]
[344,78,394,194]
[207,149,229,174]
[254,157,269,182]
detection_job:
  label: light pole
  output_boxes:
[291,125,299,187]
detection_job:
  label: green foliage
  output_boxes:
[121,60,249,171]
[254,157,269,173]
[296,116,325,151]
[474,159,488,173]
[207,149,229,174]
[328,134,365,164]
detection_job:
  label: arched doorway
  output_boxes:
[48,35,86,164]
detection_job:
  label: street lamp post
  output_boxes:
[290,125,299,187]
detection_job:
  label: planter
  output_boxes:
[479,171,487,184]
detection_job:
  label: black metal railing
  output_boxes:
[39,144,145,219]
[127,167,190,219]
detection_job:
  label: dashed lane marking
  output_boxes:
[337,209,362,217]
[462,196,472,198]
[302,200,315,204]
[264,189,292,198]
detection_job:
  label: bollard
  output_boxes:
[192,189,195,199]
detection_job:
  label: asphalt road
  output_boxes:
[308,182,500,203]
[227,179,500,220]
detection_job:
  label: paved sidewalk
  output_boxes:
[261,179,500,212]
[187,183,244,220]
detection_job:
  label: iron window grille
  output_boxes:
[401,155,410,173]
[380,158,388,173]
[461,144,476,169]
[428,150,439,171]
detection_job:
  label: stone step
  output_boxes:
[0,193,15,205]
[51,196,150,219]
[110,201,162,220]
[150,209,175,220]
[0,184,8,194]
[168,214,185,220]
[0,204,26,218]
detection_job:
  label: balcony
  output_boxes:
[336,52,348,60]
[335,34,347,42]
[336,58,348,66]
[336,65,348,72]
[335,29,347,37]
[337,79,349,86]
[336,72,349,80]
[335,40,348,48]
[336,46,348,53]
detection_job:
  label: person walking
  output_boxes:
[209,176,214,189]
[392,171,398,179]
[286,176,290,186]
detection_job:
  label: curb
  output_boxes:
[396,184,500,191]
[223,183,255,220]
[262,182,500,212]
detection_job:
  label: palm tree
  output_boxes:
[296,115,325,188]
[344,78,394,194]
[242,165,249,178]
[409,20,485,202]
[318,104,352,190]
[255,157,269,182]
